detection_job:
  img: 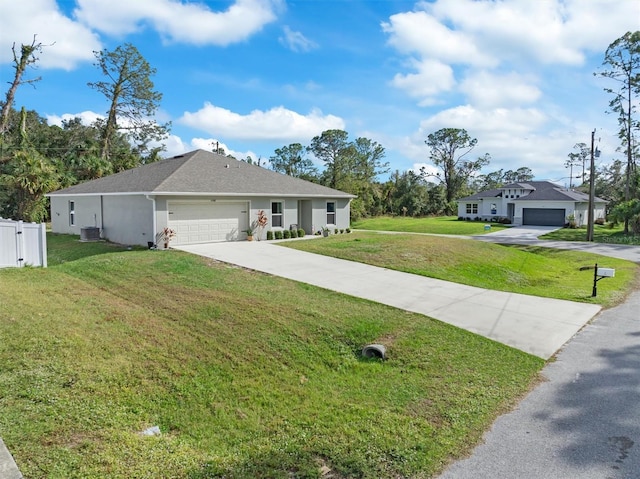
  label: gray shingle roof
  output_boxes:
[49,149,355,198]
[458,189,503,201]
[459,181,605,203]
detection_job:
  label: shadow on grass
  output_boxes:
[187,451,340,479]
[47,233,146,266]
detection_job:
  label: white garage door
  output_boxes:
[168,201,249,245]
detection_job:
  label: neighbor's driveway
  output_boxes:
[475,226,640,263]
[175,240,600,360]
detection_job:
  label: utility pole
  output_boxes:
[586,129,596,242]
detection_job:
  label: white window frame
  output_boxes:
[271,200,284,228]
[69,201,75,226]
[466,203,478,215]
[326,201,336,225]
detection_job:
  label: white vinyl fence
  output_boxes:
[0,218,47,268]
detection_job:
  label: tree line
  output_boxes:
[1,32,638,229]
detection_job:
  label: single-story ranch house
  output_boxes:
[49,149,355,247]
[457,180,607,227]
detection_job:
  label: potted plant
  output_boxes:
[158,227,176,249]
[321,226,330,237]
[244,227,255,241]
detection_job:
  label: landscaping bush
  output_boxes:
[457,216,464,221]
[595,217,605,225]
[334,228,339,234]
[283,229,291,239]
[346,228,351,233]
[297,228,305,238]
[266,230,274,240]
[274,230,283,240]
[290,229,298,238]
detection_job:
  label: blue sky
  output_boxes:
[1,0,638,183]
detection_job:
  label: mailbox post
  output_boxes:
[592,263,615,297]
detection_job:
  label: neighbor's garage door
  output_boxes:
[168,201,249,245]
[522,208,566,226]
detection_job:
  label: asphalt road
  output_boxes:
[439,288,640,479]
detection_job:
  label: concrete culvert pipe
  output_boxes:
[362,344,386,360]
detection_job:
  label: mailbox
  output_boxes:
[597,268,615,278]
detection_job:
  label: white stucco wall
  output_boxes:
[50,195,102,235]
[101,195,154,246]
[457,198,506,219]
[51,193,352,244]
[458,198,607,227]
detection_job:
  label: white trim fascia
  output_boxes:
[48,191,356,199]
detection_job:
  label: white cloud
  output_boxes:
[279,26,318,52]
[73,0,281,46]
[382,9,495,67]
[178,102,345,141]
[427,0,639,66]
[459,71,541,108]
[383,0,639,105]
[46,110,103,127]
[391,59,456,105]
[161,135,260,162]
[0,0,100,69]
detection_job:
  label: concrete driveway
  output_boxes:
[481,225,562,239]
[475,226,640,263]
[175,240,601,360]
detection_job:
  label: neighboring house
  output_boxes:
[457,181,607,227]
[49,149,355,247]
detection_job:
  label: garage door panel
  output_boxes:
[168,201,248,244]
[522,208,565,226]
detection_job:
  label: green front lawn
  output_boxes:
[540,224,640,245]
[352,216,509,235]
[283,232,637,307]
[0,234,544,478]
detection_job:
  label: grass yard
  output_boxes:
[0,234,544,478]
[283,232,637,307]
[351,216,510,235]
[540,224,640,245]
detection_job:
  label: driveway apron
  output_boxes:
[175,241,601,360]
[439,289,640,479]
[474,226,640,263]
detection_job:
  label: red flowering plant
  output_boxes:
[157,227,176,248]
[254,210,269,240]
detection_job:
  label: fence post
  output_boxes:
[39,222,48,268]
[17,220,25,268]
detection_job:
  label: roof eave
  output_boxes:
[48,191,356,199]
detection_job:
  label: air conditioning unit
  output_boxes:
[80,226,100,242]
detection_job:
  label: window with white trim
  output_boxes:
[271,201,283,228]
[466,203,478,215]
[69,201,75,226]
[326,201,336,225]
